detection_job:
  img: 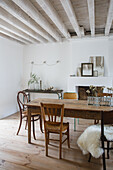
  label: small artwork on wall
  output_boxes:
[77,67,81,77]
[89,56,104,77]
[93,70,98,77]
[81,63,93,77]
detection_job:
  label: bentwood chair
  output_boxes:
[40,103,70,159]
[94,93,113,124]
[17,91,43,139]
[63,92,78,131]
[88,111,113,170]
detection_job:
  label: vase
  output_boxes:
[87,96,94,105]
[93,97,100,106]
[100,96,111,106]
[110,97,113,106]
[34,83,39,90]
[29,83,35,90]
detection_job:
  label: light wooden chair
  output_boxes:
[17,91,43,139]
[63,92,77,99]
[97,93,112,97]
[40,103,70,159]
[63,92,78,131]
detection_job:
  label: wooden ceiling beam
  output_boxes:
[0,27,30,44]
[0,7,47,43]
[87,0,95,36]
[0,19,40,44]
[105,0,113,35]
[0,32,25,45]
[36,0,70,38]
[12,0,61,41]
[60,0,82,37]
[0,0,54,42]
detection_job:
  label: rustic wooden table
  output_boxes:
[26,98,113,143]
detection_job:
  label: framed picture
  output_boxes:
[81,63,93,77]
[89,56,104,77]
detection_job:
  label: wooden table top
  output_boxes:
[26,98,113,112]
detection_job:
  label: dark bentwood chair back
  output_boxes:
[88,110,113,170]
[101,111,113,170]
[17,91,43,139]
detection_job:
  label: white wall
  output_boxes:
[23,42,71,93]
[23,38,113,94]
[70,38,109,76]
[0,37,23,119]
[1,36,113,118]
[108,38,113,76]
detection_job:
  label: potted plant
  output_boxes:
[28,72,40,89]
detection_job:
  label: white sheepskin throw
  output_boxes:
[77,125,113,158]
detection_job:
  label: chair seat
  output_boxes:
[31,112,40,116]
[45,122,69,132]
[22,110,27,115]
[22,110,40,116]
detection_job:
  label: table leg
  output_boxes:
[57,92,63,99]
[28,108,31,143]
[74,118,76,131]
[61,92,63,99]
[57,93,60,99]
[28,92,30,102]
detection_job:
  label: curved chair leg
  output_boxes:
[94,120,99,124]
[45,130,48,156]
[25,117,28,130]
[59,133,62,159]
[16,116,22,135]
[39,116,43,133]
[102,140,106,170]
[107,141,110,159]
[67,125,70,148]
[88,153,92,162]
[32,116,36,140]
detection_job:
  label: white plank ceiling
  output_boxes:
[0,0,113,45]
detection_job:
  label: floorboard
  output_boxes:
[0,113,113,170]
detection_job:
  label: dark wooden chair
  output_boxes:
[40,103,70,159]
[94,93,112,124]
[17,91,43,139]
[63,92,78,131]
[88,111,113,170]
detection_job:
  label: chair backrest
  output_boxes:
[101,111,113,144]
[98,93,112,97]
[63,92,77,99]
[40,103,64,131]
[17,91,28,115]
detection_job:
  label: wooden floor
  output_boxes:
[0,113,113,170]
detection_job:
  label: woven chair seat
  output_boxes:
[22,110,40,116]
[46,122,69,132]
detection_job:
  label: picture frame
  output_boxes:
[89,56,104,77]
[81,63,93,77]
